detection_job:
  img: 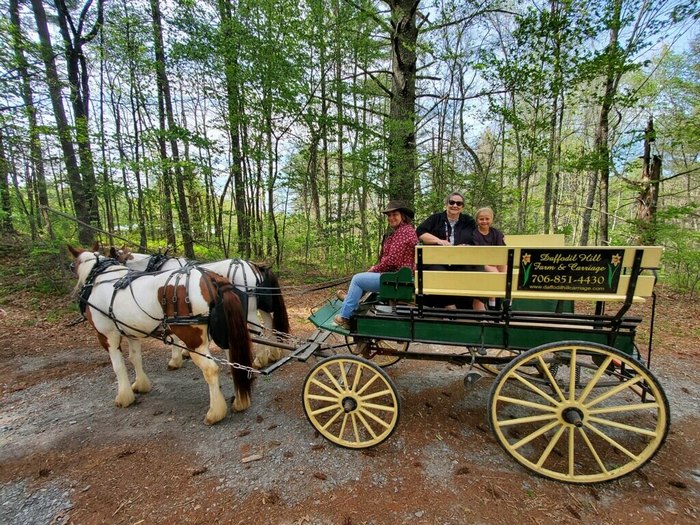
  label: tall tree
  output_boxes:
[54,0,104,232]
[149,0,194,258]
[30,0,93,244]
[385,0,418,204]
[9,0,49,231]
[217,0,250,258]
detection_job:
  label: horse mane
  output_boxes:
[256,265,290,333]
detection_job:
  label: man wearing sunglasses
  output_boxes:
[416,191,476,309]
[416,191,476,247]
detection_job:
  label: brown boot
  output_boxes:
[333,315,350,329]
[336,290,347,301]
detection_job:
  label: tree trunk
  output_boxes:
[30,0,93,244]
[386,0,418,205]
[594,0,623,245]
[150,0,194,258]
[54,0,103,232]
[217,0,250,258]
[0,130,14,234]
[10,0,49,231]
[636,117,661,245]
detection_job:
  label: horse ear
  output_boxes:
[91,241,101,252]
[109,246,118,259]
[67,245,82,257]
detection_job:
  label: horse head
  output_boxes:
[67,245,101,289]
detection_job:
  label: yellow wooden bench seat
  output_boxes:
[416,242,662,305]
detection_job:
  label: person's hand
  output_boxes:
[438,239,450,246]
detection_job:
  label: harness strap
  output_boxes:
[77,255,123,315]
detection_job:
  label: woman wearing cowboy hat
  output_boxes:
[334,200,418,329]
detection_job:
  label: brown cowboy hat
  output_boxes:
[382,199,414,219]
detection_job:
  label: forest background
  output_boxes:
[0,0,698,297]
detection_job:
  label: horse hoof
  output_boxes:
[131,381,151,394]
[232,395,251,412]
[205,412,226,425]
[115,393,136,407]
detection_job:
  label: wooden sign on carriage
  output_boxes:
[517,248,624,294]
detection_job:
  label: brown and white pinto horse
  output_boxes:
[110,246,290,369]
[68,245,254,424]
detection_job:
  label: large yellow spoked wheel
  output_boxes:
[488,341,670,484]
[303,355,401,448]
[348,337,409,368]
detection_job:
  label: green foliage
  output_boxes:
[0,236,74,300]
[654,205,700,297]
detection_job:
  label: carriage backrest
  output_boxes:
[416,245,662,304]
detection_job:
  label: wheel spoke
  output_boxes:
[587,416,658,437]
[578,355,613,404]
[589,402,660,415]
[584,375,644,408]
[360,388,394,401]
[321,407,344,430]
[538,354,565,402]
[356,372,381,395]
[356,410,382,437]
[536,425,566,467]
[578,426,609,475]
[512,420,560,450]
[582,421,640,460]
[498,413,558,427]
[496,395,559,413]
[567,348,577,401]
[310,403,340,417]
[510,372,562,406]
[321,365,343,392]
[310,377,342,397]
[307,393,339,403]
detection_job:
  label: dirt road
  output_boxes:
[1,287,699,524]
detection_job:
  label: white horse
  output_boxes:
[111,246,289,369]
[69,245,254,424]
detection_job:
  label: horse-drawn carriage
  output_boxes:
[69,235,668,485]
[276,234,669,484]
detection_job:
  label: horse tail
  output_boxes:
[208,273,254,405]
[261,267,290,334]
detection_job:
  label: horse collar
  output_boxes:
[78,257,121,314]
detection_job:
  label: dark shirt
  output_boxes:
[416,211,476,245]
[471,227,505,247]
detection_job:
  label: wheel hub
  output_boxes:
[562,407,584,427]
[342,396,358,413]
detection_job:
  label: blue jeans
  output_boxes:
[340,272,381,319]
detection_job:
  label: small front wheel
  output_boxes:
[302,355,401,448]
[488,341,670,483]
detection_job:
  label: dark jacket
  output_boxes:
[416,211,476,245]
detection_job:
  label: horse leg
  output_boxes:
[127,338,151,393]
[167,336,191,370]
[252,310,283,369]
[167,342,184,370]
[188,344,228,424]
[231,377,251,413]
[103,333,136,408]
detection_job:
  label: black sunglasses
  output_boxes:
[448,200,464,206]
